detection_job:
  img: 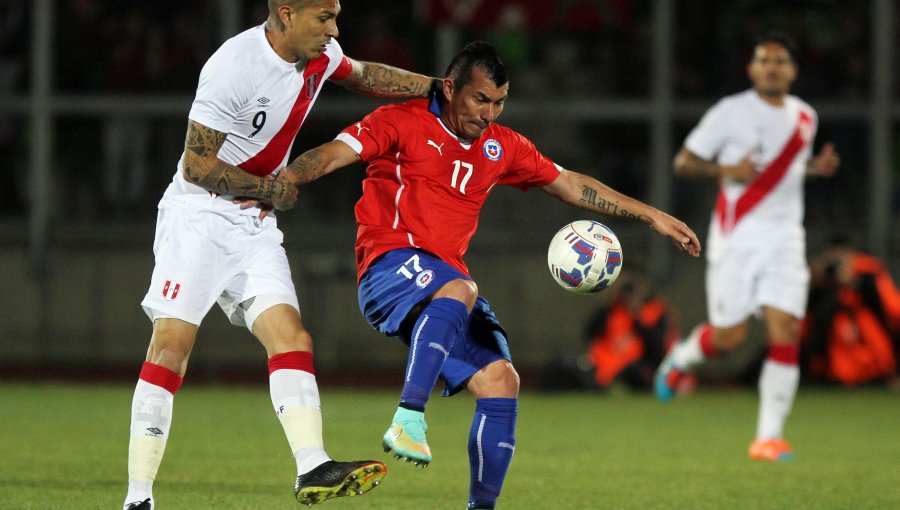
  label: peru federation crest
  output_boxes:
[162,280,181,301]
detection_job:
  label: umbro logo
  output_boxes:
[146,427,164,436]
[257,97,270,104]
[426,139,444,156]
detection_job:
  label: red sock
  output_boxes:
[139,362,183,394]
[698,324,717,357]
[268,351,315,375]
[767,343,799,365]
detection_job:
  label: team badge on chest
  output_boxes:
[483,139,502,161]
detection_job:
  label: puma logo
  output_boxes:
[354,122,369,136]
[426,139,444,156]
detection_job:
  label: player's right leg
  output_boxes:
[384,279,476,466]
[358,250,477,468]
[654,321,748,402]
[124,201,234,509]
[123,318,197,510]
[657,252,755,402]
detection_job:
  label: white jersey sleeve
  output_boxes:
[188,38,257,134]
[684,97,733,161]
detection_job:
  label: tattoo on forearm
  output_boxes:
[579,185,646,222]
[356,63,430,97]
[183,121,281,200]
[284,149,328,185]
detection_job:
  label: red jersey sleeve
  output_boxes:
[497,129,561,191]
[336,103,408,159]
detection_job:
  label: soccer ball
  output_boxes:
[547,220,623,294]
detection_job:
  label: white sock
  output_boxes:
[124,379,175,508]
[671,325,707,370]
[270,368,331,474]
[756,359,800,440]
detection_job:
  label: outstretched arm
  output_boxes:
[334,57,437,98]
[280,139,361,186]
[181,120,296,212]
[541,169,701,257]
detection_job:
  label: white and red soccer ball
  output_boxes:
[547,220,623,294]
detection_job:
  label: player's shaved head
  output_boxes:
[445,41,508,90]
[268,0,320,11]
[267,0,327,31]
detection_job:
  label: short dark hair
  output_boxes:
[268,0,319,31]
[444,41,509,89]
[754,30,799,64]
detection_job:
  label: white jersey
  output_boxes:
[162,24,352,215]
[685,89,817,260]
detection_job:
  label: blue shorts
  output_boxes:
[358,248,511,396]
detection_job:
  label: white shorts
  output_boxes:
[705,242,809,327]
[141,197,300,331]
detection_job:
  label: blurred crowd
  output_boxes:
[0,0,894,227]
[0,1,878,97]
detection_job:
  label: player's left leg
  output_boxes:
[749,306,801,461]
[465,360,520,510]
[251,301,386,503]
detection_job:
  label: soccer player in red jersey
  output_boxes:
[276,41,701,508]
[123,1,438,509]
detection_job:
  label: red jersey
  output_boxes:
[335,96,561,279]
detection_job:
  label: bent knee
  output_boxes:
[149,318,197,373]
[469,361,520,398]
[434,278,479,310]
[713,322,749,351]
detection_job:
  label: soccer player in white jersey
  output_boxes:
[122,2,437,509]
[654,31,840,462]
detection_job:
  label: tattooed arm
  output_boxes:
[279,140,361,187]
[181,120,297,211]
[541,169,701,257]
[334,58,437,98]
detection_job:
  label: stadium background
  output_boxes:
[0,0,896,384]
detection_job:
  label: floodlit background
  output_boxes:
[0,0,897,382]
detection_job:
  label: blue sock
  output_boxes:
[468,398,518,509]
[399,298,469,410]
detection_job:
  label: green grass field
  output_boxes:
[1,383,897,509]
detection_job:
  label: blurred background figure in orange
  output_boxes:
[585,268,686,392]
[805,237,900,388]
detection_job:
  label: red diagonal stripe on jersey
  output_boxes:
[238,56,330,176]
[716,110,811,233]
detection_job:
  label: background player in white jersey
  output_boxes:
[122,2,437,509]
[654,31,840,462]
[274,41,700,509]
